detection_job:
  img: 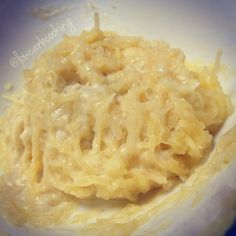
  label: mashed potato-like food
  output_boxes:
[0,17,233,228]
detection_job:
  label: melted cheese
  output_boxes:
[0,17,233,231]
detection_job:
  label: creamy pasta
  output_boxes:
[0,16,233,230]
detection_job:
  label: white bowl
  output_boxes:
[0,1,235,235]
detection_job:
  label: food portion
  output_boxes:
[0,16,233,228]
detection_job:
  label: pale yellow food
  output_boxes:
[0,16,233,230]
